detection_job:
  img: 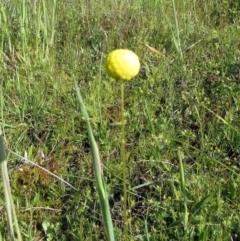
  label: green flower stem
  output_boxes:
[120,82,128,240]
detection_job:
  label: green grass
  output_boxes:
[0,0,240,240]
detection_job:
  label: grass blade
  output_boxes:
[192,192,215,216]
[74,77,115,241]
[0,126,22,241]
[178,148,188,231]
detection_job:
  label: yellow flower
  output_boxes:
[105,49,140,81]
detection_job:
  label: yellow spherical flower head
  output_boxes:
[105,49,140,81]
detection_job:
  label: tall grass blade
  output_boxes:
[171,0,183,60]
[0,127,22,241]
[178,148,188,230]
[73,78,115,241]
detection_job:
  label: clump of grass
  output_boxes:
[0,0,240,240]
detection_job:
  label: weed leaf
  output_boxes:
[192,192,215,216]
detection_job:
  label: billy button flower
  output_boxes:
[105,49,140,240]
[105,49,140,81]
